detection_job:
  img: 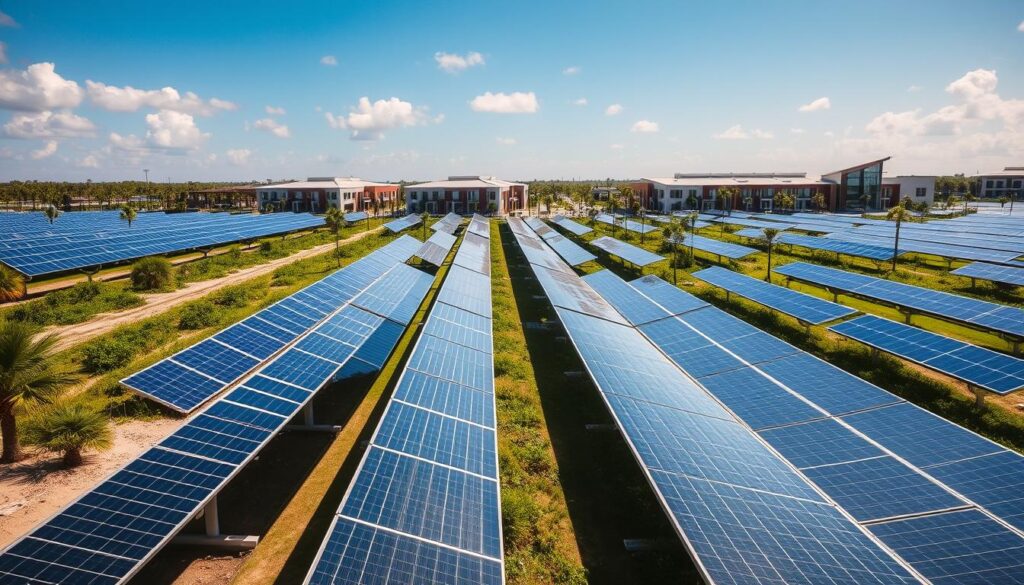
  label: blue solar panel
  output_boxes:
[352,263,434,325]
[120,360,224,412]
[755,353,902,415]
[343,211,368,223]
[927,451,1024,532]
[453,232,491,275]
[629,274,709,314]
[393,369,495,427]
[777,233,899,261]
[172,338,260,382]
[694,266,856,324]
[422,302,492,353]
[543,233,596,266]
[414,229,458,266]
[704,215,797,231]
[827,230,1022,263]
[674,233,757,260]
[550,214,593,235]
[383,214,422,233]
[759,418,885,469]
[375,402,497,478]
[581,270,672,325]
[531,264,627,324]
[638,316,745,378]
[437,264,492,318]
[696,366,825,430]
[467,214,490,239]
[622,218,659,234]
[590,236,665,266]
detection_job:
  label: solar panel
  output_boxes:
[849,224,1024,254]
[550,214,593,236]
[343,211,368,223]
[703,215,797,231]
[436,264,492,318]
[775,262,1024,338]
[735,227,767,239]
[383,214,423,233]
[951,261,1024,286]
[628,274,709,314]
[413,229,458,266]
[777,233,899,261]
[590,236,664,266]
[673,234,757,260]
[531,265,627,324]
[581,270,672,326]
[830,314,1024,394]
[453,232,490,275]
[467,214,490,238]
[622,218,659,234]
[352,263,435,326]
[524,216,554,236]
[826,230,1022,264]
[693,266,856,324]
[594,212,616,226]
[542,233,596,266]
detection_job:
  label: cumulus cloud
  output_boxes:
[325,96,431,140]
[573,97,588,106]
[30,141,57,159]
[0,63,82,111]
[226,148,251,165]
[0,10,16,27]
[145,110,209,150]
[496,137,517,145]
[631,120,659,133]
[253,117,290,138]
[76,154,99,168]
[563,66,581,75]
[320,55,338,66]
[4,110,96,139]
[605,104,623,116]
[108,132,145,152]
[265,105,286,115]
[469,91,538,114]
[798,97,831,112]
[1019,20,1024,32]
[713,124,773,140]
[85,81,236,116]
[434,51,484,73]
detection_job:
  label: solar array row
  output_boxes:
[846,224,1024,254]
[383,214,423,233]
[951,262,1024,286]
[431,212,463,235]
[0,239,436,585]
[343,211,368,223]
[621,219,659,234]
[672,233,757,260]
[413,230,458,267]
[531,220,597,266]
[590,236,664,266]
[701,214,796,231]
[777,233,900,261]
[550,214,593,236]
[693,266,856,324]
[826,230,1023,264]
[121,235,423,412]
[305,217,504,585]
[774,262,1024,338]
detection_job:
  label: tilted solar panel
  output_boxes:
[951,261,1024,286]
[777,233,899,261]
[693,266,856,324]
[673,234,757,260]
[550,214,593,236]
[590,236,665,266]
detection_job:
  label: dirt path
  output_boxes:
[0,417,183,549]
[44,228,382,352]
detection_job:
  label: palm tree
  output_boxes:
[120,203,137,227]
[718,187,739,215]
[963,192,975,215]
[685,212,698,259]
[24,401,112,467]
[811,192,826,213]
[0,321,77,463]
[639,207,648,245]
[420,210,430,241]
[607,193,621,236]
[761,228,781,282]
[43,205,59,225]
[0,265,25,302]
[886,203,909,272]
[662,217,685,285]
[324,207,344,266]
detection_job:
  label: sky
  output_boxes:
[0,0,1021,183]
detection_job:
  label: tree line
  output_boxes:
[0,180,237,211]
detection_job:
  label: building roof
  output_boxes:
[259,177,394,190]
[822,157,891,178]
[406,175,526,189]
[975,167,1024,178]
[644,175,830,187]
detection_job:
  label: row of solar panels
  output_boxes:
[305,217,505,584]
[430,212,464,235]
[549,214,592,236]
[507,218,927,584]
[383,214,423,233]
[523,217,596,266]
[0,237,438,584]
[0,213,325,276]
[121,236,424,413]
[0,210,288,240]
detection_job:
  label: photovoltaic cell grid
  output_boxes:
[774,262,1024,338]
[120,235,423,413]
[830,314,1024,394]
[523,216,553,237]
[702,214,797,231]
[693,266,856,324]
[590,236,664,266]
[383,214,423,233]
[0,242,436,585]
[671,233,758,260]
[305,227,505,585]
[825,230,1023,264]
[343,211,368,223]
[550,214,593,236]
[0,210,325,277]
[594,212,616,226]
[735,227,767,239]
[541,233,595,266]
[848,224,1024,255]
[622,219,659,234]
[467,214,490,239]
[431,212,463,235]
[413,229,458,267]
[588,274,1024,581]
[777,233,899,261]
[951,261,1024,286]
[510,229,920,585]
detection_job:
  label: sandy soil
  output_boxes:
[0,417,183,549]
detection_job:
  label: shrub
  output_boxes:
[178,300,222,330]
[501,488,541,550]
[0,264,25,302]
[130,256,174,291]
[214,284,262,308]
[81,338,136,373]
[23,401,113,467]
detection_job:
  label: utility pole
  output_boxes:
[143,169,150,209]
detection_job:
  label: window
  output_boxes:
[688,189,697,198]
[489,190,496,201]
[986,180,994,188]
[1014,180,1023,189]
[915,187,926,197]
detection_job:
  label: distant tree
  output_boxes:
[761,227,781,282]
[0,265,25,302]
[0,321,76,463]
[886,202,910,272]
[742,191,754,211]
[420,210,430,241]
[607,192,621,236]
[811,192,826,213]
[119,204,137,227]
[964,192,975,214]
[23,402,112,468]
[685,212,698,259]
[43,205,59,225]
[718,187,739,215]
[324,207,344,266]
[998,195,1010,208]
[773,190,795,213]
[662,216,685,285]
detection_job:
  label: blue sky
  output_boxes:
[0,0,1021,182]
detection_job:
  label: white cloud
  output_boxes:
[0,10,16,27]
[434,51,484,73]
[326,96,431,140]
[253,117,290,138]
[563,66,581,75]
[605,104,623,116]
[320,55,338,66]
[790,128,805,134]
[630,120,659,133]
[30,141,57,160]
[907,85,923,93]
[4,110,96,138]
[798,97,831,112]
[469,91,539,114]
[496,137,517,145]
[85,81,236,116]
[76,154,99,168]
[0,63,82,111]
[713,124,773,140]
[265,105,286,115]
[226,148,252,165]
[145,110,209,150]
[573,97,588,106]
[108,132,145,152]
[1018,20,1024,32]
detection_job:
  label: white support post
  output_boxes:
[204,497,220,537]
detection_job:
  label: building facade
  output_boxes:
[881,175,936,208]
[975,167,1024,199]
[255,177,399,213]
[404,176,527,215]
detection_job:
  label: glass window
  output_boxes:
[916,187,926,197]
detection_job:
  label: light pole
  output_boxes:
[143,169,150,209]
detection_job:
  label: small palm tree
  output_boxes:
[43,205,59,225]
[964,192,975,214]
[23,401,112,467]
[120,203,137,227]
[811,192,826,213]
[0,321,77,463]
[886,203,909,272]
[0,265,25,302]
[662,217,684,285]
[761,228,781,282]
[324,207,344,266]
[420,210,430,241]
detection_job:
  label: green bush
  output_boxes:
[178,300,223,330]
[82,338,136,373]
[130,256,174,291]
[214,283,263,308]
[23,401,112,467]
[2,282,143,326]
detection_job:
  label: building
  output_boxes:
[404,176,527,215]
[881,175,936,207]
[255,177,399,213]
[590,186,620,201]
[975,167,1024,199]
[636,157,892,214]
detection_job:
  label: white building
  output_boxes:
[882,175,936,207]
[975,167,1024,199]
[255,177,398,213]
[404,176,527,215]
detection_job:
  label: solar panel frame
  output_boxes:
[590,236,665,266]
[693,266,857,324]
[951,261,1024,286]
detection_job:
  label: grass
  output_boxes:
[0,281,144,326]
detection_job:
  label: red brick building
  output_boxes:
[404,176,527,215]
